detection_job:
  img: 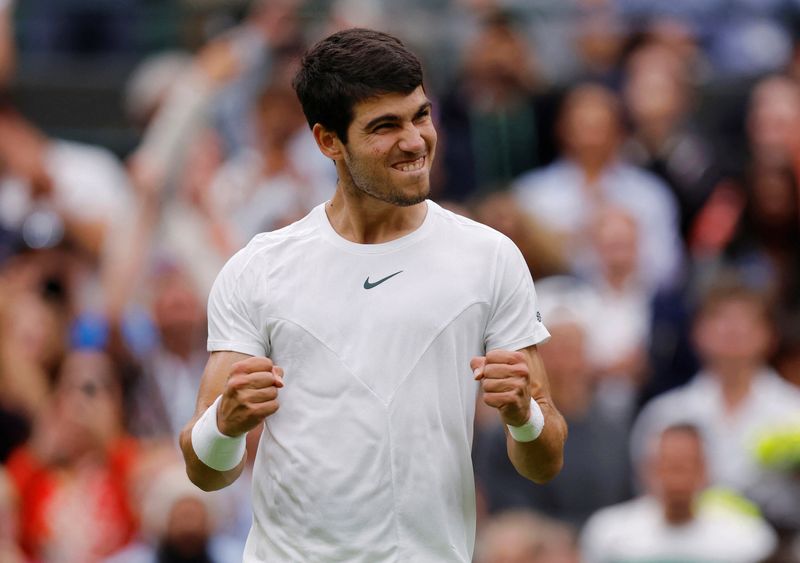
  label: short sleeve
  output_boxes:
[207,250,268,357]
[484,235,550,351]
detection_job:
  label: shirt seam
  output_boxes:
[385,300,490,406]
[262,315,386,404]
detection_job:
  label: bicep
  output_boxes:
[194,350,252,414]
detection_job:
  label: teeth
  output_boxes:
[396,157,424,172]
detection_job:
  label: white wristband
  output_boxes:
[506,398,545,442]
[191,396,247,471]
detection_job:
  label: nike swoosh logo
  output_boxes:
[363,270,403,289]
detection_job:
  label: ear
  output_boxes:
[312,123,344,161]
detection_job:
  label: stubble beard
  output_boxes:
[340,149,430,207]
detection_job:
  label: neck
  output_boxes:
[550,380,592,418]
[710,362,759,412]
[663,501,694,526]
[638,120,674,153]
[262,144,289,176]
[604,268,633,291]
[161,332,197,362]
[574,154,613,184]
[326,180,427,244]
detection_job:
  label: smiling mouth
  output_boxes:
[392,156,426,172]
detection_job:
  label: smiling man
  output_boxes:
[180,28,566,562]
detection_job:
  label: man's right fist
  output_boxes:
[217,356,284,437]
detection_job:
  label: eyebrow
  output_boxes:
[363,100,432,131]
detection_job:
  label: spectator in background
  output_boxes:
[622,42,719,240]
[123,51,194,135]
[513,83,683,292]
[616,0,793,79]
[746,75,800,175]
[212,0,306,155]
[126,263,209,441]
[475,275,631,528]
[584,206,651,420]
[0,468,25,563]
[0,107,133,260]
[106,463,242,563]
[206,80,335,255]
[5,349,141,561]
[0,288,60,448]
[572,4,628,89]
[582,424,777,563]
[641,17,712,85]
[686,74,800,250]
[110,37,245,302]
[721,165,800,321]
[0,253,68,462]
[474,510,578,563]
[437,12,553,201]
[472,191,569,280]
[774,322,800,388]
[631,282,800,530]
[105,1,307,306]
[0,0,15,89]
[692,76,800,334]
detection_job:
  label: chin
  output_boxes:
[398,182,431,206]
[386,189,428,207]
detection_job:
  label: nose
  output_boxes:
[398,123,426,154]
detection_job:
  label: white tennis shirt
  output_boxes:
[207,200,550,562]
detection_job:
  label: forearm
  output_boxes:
[100,196,159,320]
[136,68,215,188]
[506,398,567,483]
[60,215,107,258]
[179,419,246,491]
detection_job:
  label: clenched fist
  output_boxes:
[471,350,531,427]
[217,356,284,437]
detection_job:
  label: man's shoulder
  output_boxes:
[611,161,676,204]
[512,161,570,195]
[48,138,130,187]
[430,200,504,237]
[222,208,322,278]
[649,379,702,407]
[757,369,800,401]
[429,200,518,255]
[634,378,710,435]
[584,497,656,538]
[50,138,122,166]
[629,376,711,462]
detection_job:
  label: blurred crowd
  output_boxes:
[0,0,799,562]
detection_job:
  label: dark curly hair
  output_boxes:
[292,28,424,144]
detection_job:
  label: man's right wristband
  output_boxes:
[191,395,246,471]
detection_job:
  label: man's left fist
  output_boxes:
[471,350,531,427]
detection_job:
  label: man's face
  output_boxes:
[560,91,620,163]
[338,86,436,206]
[650,429,706,508]
[694,299,771,368]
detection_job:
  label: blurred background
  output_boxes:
[0,0,799,561]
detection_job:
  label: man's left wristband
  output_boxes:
[506,398,545,442]
[191,395,247,471]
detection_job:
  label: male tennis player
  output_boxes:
[181,28,567,562]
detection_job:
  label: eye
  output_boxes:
[414,109,431,122]
[372,123,395,133]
